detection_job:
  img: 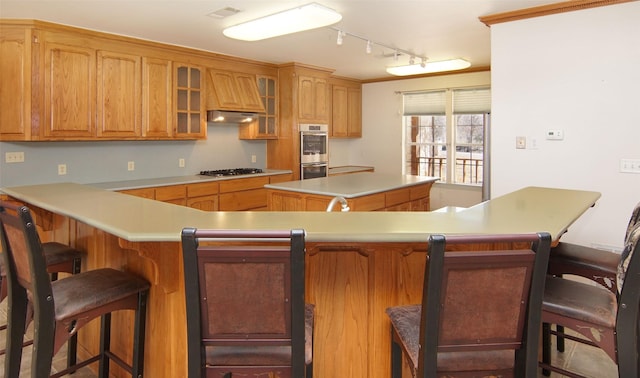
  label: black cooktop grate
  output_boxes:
[199,168,263,177]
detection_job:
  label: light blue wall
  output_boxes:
[0,123,266,187]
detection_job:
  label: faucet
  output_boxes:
[326,196,350,212]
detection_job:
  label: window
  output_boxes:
[404,88,490,185]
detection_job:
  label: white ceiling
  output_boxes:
[0,0,555,80]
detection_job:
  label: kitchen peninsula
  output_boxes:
[265,172,438,211]
[1,183,600,378]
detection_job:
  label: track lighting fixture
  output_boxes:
[326,26,470,75]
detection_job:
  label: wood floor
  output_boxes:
[0,300,618,377]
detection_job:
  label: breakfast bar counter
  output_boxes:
[1,183,601,378]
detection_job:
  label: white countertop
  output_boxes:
[1,183,600,244]
[264,173,439,197]
[88,169,291,191]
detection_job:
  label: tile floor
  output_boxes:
[0,301,619,377]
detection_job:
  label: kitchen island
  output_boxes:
[1,183,600,378]
[265,172,439,211]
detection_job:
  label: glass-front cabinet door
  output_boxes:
[240,75,278,140]
[175,64,205,139]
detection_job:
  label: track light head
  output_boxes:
[336,30,344,46]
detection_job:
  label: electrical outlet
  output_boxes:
[5,152,25,163]
[179,158,185,168]
[620,159,640,174]
[58,164,67,175]
[127,161,135,171]
[251,155,257,163]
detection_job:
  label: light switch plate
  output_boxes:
[516,136,526,149]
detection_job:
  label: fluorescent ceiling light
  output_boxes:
[223,3,342,41]
[386,59,471,76]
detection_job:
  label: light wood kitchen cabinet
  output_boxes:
[96,50,141,138]
[119,187,155,199]
[239,75,278,140]
[186,182,219,211]
[207,70,265,113]
[0,20,210,141]
[174,64,205,139]
[219,176,270,211]
[0,25,31,140]
[267,181,433,212]
[330,78,362,138]
[142,57,173,138]
[42,39,96,139]
[298,74,329,123]
[154,184,187,206]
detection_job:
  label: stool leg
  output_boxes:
[66,257,82,369]
[390,337,402,378]
[4,286,28,378]
[131,291,149,378]
[542,322,551,376]
[99,313,112,378]
[556,325,565,352]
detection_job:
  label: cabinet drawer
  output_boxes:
[187,182,219,197]
[219,188,267,211]
[155,185,186,201]
[219,176,269,193]
[119,188,155,199]
[385,188,410,207]
[353,193,385,211]
[410,184,430,200]
[269,174,294,184]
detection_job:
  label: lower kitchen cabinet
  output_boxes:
[219,176,269,211]
[186,182,219,211]
[117,175,293,212]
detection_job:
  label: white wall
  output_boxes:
[491,1,640,250]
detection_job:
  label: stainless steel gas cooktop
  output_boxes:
[199,168,263,177]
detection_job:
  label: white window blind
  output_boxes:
[453,88,491,114]
[403,90,446,115]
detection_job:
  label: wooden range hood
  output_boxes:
[206,70,265,121]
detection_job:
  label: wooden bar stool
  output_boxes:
[0,201,150,378]
[1,230,84,366]
[181,227,314,378]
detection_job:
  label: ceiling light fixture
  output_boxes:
[223,2,342,41]
[386,58,471,76]
[328,26,426,63]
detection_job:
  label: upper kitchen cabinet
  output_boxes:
[0,24,33,140]
[0,20,211,141]
[96,50,141,138]
[297,73,330,124]
[330,77,362,138]
[41,33,97,139]
[239,75,278,140]
[206,70,265,113]
[141,57,173,138]
[174,64,205,138]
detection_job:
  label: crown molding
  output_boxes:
[479,0,634,26]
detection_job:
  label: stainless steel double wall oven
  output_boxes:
[300,124,329,180]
